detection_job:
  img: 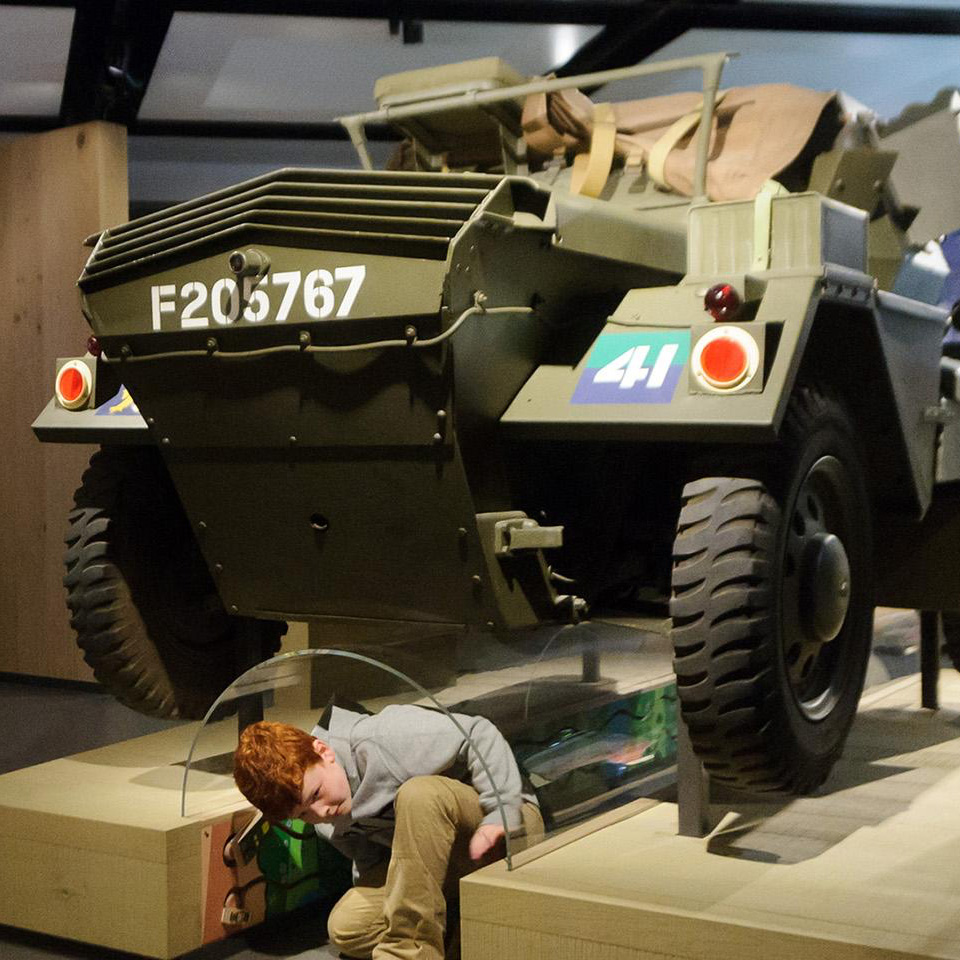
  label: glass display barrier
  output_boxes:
[181,648,518,864]
[182,615,677,870]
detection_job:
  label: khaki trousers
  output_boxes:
[326,775,542,960]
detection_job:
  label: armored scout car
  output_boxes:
[34,53,960,795]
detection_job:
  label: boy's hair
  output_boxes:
[233,721,319,822]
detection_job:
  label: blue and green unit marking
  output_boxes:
[572,330,690,404]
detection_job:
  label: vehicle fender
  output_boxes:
[501,273,820,444]
[801,278,945,518]
[33,387,150,444]
[501,269,943,518]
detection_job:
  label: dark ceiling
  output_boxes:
[5,0,960,143]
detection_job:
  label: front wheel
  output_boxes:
[670,388,873,793]
[64,446,284,720]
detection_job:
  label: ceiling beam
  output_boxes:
[167,0,631,23]
[0,116,61,134]
[688,1,960,34]
[557,4,689,74]
[163,0,960,31]
[557,0,960,75]
[129,120,399,141]
[8,0,960,31]
[0,116,400,140]
[59,0,173,126]
[59,0,116,124]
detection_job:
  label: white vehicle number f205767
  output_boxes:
[149,265,366,330]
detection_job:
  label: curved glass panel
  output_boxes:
[505,617,678,844]
[182,610,676,882]
[181,648,524,867]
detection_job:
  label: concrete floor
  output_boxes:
[0,608,924,960]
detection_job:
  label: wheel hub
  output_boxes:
[800,532,850,644]
[782,454,860,720]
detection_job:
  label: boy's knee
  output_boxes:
[327,899,372,956]
[394,776,483,837]
[395,775,447,812]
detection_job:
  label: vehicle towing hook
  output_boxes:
[492,517,564,557]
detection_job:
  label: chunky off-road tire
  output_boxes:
[670,387,874,793]
[64,446,284,720]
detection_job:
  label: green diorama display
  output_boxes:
[512,685,677,826]
[33,52,960,796]
[201,809,350,944]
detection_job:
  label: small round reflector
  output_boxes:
[704,283,742,321]
[691,326,760,392]
[56,360,92,410]
[86,335,102,358]
[700,336,748,386]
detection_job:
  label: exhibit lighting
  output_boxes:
[550,25,581,69]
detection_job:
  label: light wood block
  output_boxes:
[462,670,960,960]
[0,121,128,682]
[0,705,319,958]
[0,647,945,958]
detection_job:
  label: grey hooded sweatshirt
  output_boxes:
[310,704,536,874]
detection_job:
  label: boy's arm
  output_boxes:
[452,712,530,861]
[454,712,526,832]
[373,706,526,831]
[314,822,386,878]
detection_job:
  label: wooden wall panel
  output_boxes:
[0,122,128,680]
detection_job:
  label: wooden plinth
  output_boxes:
[462,670,960,960]
[0,706,318,959]
[0,121,127,683]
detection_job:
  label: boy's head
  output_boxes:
[233,720,352,824]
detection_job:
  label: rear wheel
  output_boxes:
[64,446,284,719]
[670,387,873,793]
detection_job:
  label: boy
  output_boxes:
[233,703,541,960]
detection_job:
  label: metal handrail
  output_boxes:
[337,51,733,201]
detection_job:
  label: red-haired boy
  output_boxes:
[234,704,541,959]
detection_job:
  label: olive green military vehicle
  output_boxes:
[34,52,960,795]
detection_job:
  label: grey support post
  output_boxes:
[920,610,940,711]
[676,715,711,837]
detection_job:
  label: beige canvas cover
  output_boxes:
[522,84,838,201]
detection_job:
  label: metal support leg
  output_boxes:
[676,715,710,837]
[235,618,265,737]
[920,610,940,711]
[581,646,601,683]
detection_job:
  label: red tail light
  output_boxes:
[691,326,758,391]
[56,360,92,409]
[700,336,748,386]
[704,283,742,321]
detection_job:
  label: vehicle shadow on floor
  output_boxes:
[703,698,960,865]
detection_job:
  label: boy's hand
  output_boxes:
[469,823,506,862]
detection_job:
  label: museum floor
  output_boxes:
[0,609,922,960]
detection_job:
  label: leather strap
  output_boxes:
[752,178,789,270]
[570,102,617,198]
[648,90,729,191]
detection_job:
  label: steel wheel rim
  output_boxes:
[780,455,856,721]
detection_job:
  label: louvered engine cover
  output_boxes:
[78,167,501,345]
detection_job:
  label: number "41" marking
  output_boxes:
[593,343,679,390]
